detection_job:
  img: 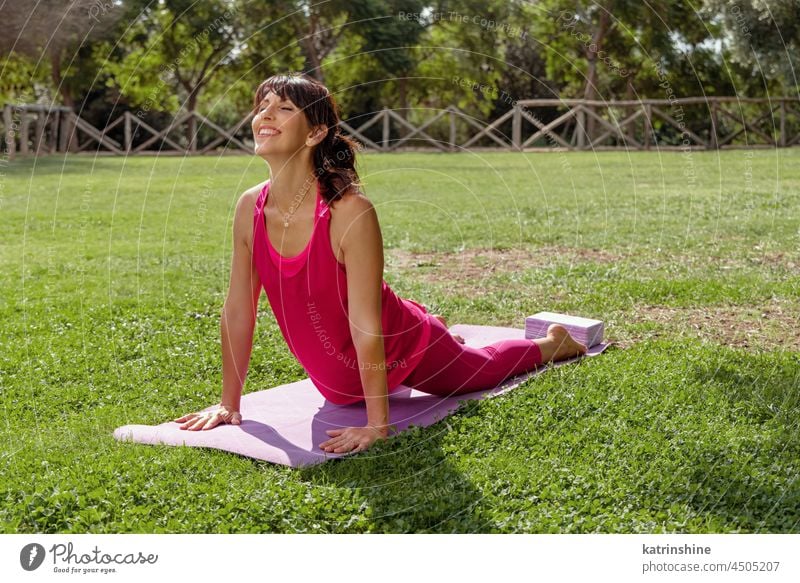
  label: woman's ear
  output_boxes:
[305,125,328,147]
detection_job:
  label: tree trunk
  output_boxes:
[300,36,324,81]
[397,75,411,136]
[301,13,324,82]
[50,49,78,152]
[581,8,611,141]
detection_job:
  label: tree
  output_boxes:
[0,0,124,107]
[101,0,255,149]
[347,0,428,120]
[291,0,352,83]
[706,0,799,92]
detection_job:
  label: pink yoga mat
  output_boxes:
[113,324,612,467]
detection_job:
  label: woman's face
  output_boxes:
[251,90,312,159]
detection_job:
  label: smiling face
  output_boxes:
[251,90,316,159]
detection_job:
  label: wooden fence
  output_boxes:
[3,97,799,158]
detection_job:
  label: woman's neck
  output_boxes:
[267,160,318,210]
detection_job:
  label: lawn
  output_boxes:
[1,149,798,533]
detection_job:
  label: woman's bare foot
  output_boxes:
[431,314,465,343]
[532,324,588,363]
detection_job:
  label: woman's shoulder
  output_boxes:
[233,181,269,248]
[327,187,379,260]
[235,181,269,219]
[328,186,371,217]
[242,180,269,208]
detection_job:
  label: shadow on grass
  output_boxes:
[287,344,622,533]
[296,407,489,533]
[678,459,800,532]
[674,346,800,532]
[692,346,800,428]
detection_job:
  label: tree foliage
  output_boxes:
[1,0,796,129]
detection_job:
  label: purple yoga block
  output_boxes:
[525,311,604,347]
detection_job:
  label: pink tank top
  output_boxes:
[252,179,432,405]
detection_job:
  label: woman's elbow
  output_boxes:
[350,321,384,347]
[221,303,256,329]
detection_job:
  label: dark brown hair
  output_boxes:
[252,72,363,207]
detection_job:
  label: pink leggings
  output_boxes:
[400,315,543,396]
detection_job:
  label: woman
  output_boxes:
[174,73,588,454]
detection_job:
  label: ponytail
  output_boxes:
[313,128,364,205]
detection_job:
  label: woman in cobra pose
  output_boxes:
[174,73,587,454]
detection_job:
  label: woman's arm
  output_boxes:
[219,189,263,412]
[337,193,391,435]
[175,188,261,430]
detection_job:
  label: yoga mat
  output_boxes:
[113,324,612,467]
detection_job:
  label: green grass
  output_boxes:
[1,150,798,533]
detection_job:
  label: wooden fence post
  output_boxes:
[3,105,15,160]
[50,110,60,153]
[34,111,46,155]
[709,102,719,150]
[59,111,70,152]
[124,112,132,152]
[780,100,786,148]
[382,108,390,151]
[20,111,30,155]
[188,111,197,153]
[512,105,521,151]
[576,105,586,149]
[449,108,456,151]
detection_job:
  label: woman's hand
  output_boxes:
[320,425,388,453]
[174,404,242,430]
[432,314,465,343]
